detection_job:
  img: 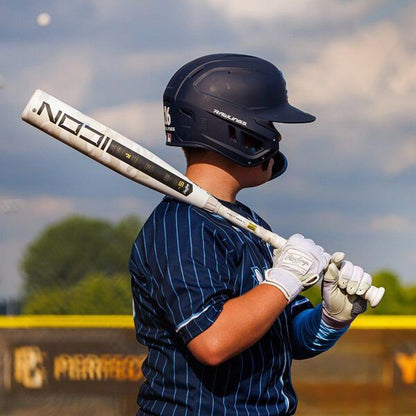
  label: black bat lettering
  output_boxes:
[79,124,105,147]
[36,101,62,124]
[58,114,83,136]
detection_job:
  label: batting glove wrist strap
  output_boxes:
[322,308,353,329]
[262,268,303,303]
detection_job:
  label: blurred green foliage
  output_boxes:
[20,214,416,315]
[22,272,132,314]
[303,269,416,314]
[21,215,142,314]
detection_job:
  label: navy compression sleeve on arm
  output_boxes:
[291,304,348,359]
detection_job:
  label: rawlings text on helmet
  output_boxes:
[212,109,247,127]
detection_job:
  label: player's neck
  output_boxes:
[186,163,240,203]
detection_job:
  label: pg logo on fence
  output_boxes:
[14,346,47,389]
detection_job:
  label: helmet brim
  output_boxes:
[257,102,316,125]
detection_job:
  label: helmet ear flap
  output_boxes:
[270,152,287,180]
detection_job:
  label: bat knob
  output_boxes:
[364,286,385,308]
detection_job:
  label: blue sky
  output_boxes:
[0,0,415,299]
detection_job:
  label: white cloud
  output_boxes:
[286,16,416,175]
[370,214,410,232]
[4,45,94,110]
[28,196,75,217]
[203,0,377,24]
[0,196,75,223]
[0,196,75,221]
[91,100,164,144]
[121,50,185,77]
[0,197,26,215]
[291,20,416,109]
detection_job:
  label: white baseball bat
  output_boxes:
[21,89,385,307]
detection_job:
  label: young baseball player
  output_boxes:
[130,54,373,415]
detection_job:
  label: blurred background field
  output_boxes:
[0,315,415,416]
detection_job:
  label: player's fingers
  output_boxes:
[346,265,364,295]
[330,252,345,268]
[356,272,372,296]
[338,260,353,289]
[323,262,339,284]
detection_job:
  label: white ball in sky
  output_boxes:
[37,12,51,27]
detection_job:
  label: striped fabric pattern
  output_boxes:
[130,197,332,415]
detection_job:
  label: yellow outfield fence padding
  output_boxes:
[351,315,416,329]
[0,314,415,329]
[0,315,134,328]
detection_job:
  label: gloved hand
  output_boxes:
[322,252,371,328]
[262,234,330,303]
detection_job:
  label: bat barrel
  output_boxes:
[21,89,214,211]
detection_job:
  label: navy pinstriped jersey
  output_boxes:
[130,197,344,415]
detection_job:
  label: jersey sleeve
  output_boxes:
[143,202,239,345]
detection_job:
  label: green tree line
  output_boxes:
[20,215,416,315]
[21,215,142,314]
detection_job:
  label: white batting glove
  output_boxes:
[322,252,371,328]
[263,234,330,303]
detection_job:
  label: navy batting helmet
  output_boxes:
[163,53,315,179]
